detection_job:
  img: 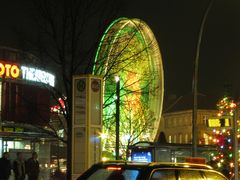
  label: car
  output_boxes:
[77,160,228,180]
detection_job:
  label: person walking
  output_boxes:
[0,152,11,180]
[26,152,40,180]
[13,152,25,180]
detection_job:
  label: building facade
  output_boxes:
[159,109,219,145]
[0,47,61,179]
[158,94,224,145]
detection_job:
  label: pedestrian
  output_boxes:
[13,152,25,180]
[0,152,11,180]
[26,152,40,180]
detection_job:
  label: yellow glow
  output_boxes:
[207,119,230,128]
[11,65,20,78]
[0,63,20,78]
[115,76,120,82]
[230,102,236,108]
[0,63,5,76]
[102,157,108,161]
[100,133,107,139]
[4,64,11,77]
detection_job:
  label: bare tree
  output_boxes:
[15,0,120,178]
[15,1,162,177]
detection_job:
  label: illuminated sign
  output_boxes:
[0,63,20,78]
[131,151,152,162]
[207,118,231,128]
[2,127,14,132]
[0,61,55,87]
[2,127,24,132]
[21,66,55,87]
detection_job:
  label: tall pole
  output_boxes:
[192,0,214,157]
[115,76,120,160]
[233,109,238,180]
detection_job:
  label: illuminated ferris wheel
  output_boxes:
[93,17,164,142]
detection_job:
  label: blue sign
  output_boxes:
[131,151,152,162]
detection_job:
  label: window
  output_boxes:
[151,169,176,180]
[86,169,112,180]
[86,168,140,180]
[168,135,172,143]
[174,135,177,143]
[179,170,203,179]
[173,118,177,127]
[1,82,50,125]
[165,119,170,128]
[185,134,188,143]
[203,133,209,145]
[122,170,139,179]
[184,118,189,126]
[179,134,182,144]
[204,171,226,180]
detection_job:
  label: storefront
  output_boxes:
[0,47,65,180]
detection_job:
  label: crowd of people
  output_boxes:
[0,151,39,180]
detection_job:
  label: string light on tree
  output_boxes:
[211,128,234,176]
[217,96,236,117]
[210,96,238,178]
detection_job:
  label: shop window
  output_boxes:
[168,135,172,143]
[14,141,24,149]
[203,133,209,145]
[173,135,177,143]
[185,134,188,143]
[1,82,50,125]
[179,134,182,144]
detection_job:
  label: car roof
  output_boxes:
[99,160,213,170]
[78,161,228,180]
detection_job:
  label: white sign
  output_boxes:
[21,66,55,87]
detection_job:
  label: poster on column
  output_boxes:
[74,78,86,125]
[72,75,103,179]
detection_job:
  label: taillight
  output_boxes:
[106,167,122,171]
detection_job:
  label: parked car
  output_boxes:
[77,160,228,180]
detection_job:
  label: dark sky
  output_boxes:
[0,0,239,98]
[121,0,240,98]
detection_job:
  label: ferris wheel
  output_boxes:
[93,17,164,142]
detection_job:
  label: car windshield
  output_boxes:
[85,168,140,180]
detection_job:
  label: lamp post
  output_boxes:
[192,0,214,157]
[115,76,120,160]
[233,109,238,180]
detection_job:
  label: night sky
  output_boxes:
[0,0,240,99]
[122,0,240,99]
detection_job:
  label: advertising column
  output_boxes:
[72,75,103,179]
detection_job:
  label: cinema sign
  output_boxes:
[0,62,55,87]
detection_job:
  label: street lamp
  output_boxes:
[192,0,214,157]
[115,76,120,160]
